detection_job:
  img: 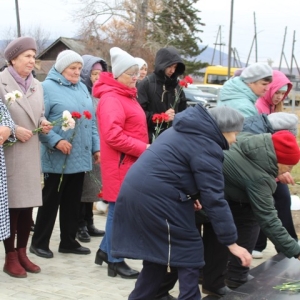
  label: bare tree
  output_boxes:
[0,25,51,67]
[25,25,51,55]
[72,0,206,74]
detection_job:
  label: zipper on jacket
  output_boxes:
[166,219,171,273]
[161,84,167,102]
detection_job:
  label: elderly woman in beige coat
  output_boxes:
[0,36,52,278]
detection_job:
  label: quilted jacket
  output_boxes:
[93,72,148,201]
[40,67,100,174]
[223,132,300,258]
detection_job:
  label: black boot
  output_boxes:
[202,286,232,297]
[95,249,108,265]
[87,224,105,237]
[76,226,91,243]
[225,274,254,288]
[107,261,139,279]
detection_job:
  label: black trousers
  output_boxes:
[201,222,229,290]
[227,200,260,280]
[154,215,229,297]
[31,172,84,250]
[129,260,201,300]
[254,182,298,252]
[78,202,94,228]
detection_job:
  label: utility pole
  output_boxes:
[211,26,225,65]
[253,12,258,62]
[15,0,21,37]
[233,47,242,67]
[290,30,296,75]
[279,27,287,70]
[227,0,234,78]
[246,36,255,67]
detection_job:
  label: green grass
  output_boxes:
[283,107,300,195]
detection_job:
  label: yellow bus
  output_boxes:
[203,66,240,85]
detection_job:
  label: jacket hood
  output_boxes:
[234,132,278,177]
[256,70,292,107]
[92,72,137,99]
[173,104,229,150]
[80,55,107,93]
[154,47,185,78]
[220,76,258,104]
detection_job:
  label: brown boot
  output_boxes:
[3,251,27,278]
[17,248,41,273]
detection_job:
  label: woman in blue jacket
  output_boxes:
[218,62,273,117]
[111,105,252,300]
[30,50,100,258]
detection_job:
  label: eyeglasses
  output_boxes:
[124,72,140,78]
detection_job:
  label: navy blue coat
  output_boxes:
[111,104,238,268]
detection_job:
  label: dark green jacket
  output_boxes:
[223,132,300,258]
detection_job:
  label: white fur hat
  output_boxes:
[55,50,84,73]
[110,47,138,78]
[135,57,148,70]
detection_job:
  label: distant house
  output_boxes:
[34,37,109,81]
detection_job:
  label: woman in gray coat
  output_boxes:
[0,37,52,278]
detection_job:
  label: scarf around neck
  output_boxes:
[8,65,33,94]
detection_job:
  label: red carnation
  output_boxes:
[152,114,163,123]
[161,113,169,122]
[179,80,188,88]
[184,75,193,84]
[83,110,92,120]
[97,190,103,198]
[71,112,81,119]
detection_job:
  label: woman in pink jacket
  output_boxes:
[255,70,292,114]
[253,70,297,259]
[93,47,149,279]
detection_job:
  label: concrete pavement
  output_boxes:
[0,208,276,299]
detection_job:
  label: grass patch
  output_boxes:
[283,107,300,195]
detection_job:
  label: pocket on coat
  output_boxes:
[178,190,192,202]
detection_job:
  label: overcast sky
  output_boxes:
[1,0,299,67]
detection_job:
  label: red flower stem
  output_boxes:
[32,117,67,135]
[171,87,182,109]
[57,155,68,192]
[57,119,82,192]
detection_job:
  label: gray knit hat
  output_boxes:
[240,63,273,83]
[4,36,37,62]
[55,50,84,73]
[267,112,298,136]
[110,47,138,78]
[208,106,245,132]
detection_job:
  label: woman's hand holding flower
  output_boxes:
[16,126,33,142]
[165,108,175,122]
[0,126,11,145]
[40,120,53,134]
[56,140,72,154]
